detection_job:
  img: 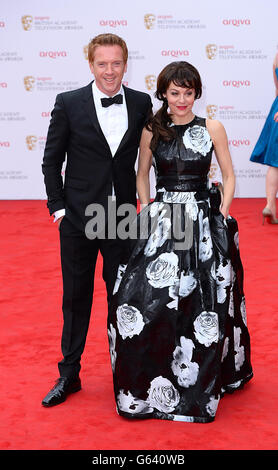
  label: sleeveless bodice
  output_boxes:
[153,116,214,192]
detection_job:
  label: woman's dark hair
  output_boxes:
[147,61,202,151]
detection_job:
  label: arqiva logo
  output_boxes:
[229,139,250,147]
[223,19,251,26]
[162,50,189,57]
[223,80,250,87]
[39,51,67,58]
[0,82,7,88]
[99,20,127,27]
[0,21,5,27]
[0,141,10,147]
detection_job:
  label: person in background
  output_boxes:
[250,52,278,224]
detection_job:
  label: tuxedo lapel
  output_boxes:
[82,82,112,156]
[114,85,137,156]
[82,83,140,158]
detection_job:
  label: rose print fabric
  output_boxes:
[108,116,253,423]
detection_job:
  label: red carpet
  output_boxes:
[0,199,277,451]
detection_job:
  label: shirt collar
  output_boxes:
[92,81,124,104]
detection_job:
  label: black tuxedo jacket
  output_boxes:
[42,82,152,231]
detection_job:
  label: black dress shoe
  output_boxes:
[42,376,81,407]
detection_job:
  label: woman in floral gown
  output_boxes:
[108,61,253,423]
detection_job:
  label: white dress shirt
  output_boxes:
[92,80,128,158]
[54,81,128,222]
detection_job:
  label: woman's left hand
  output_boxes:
[220,207,229,219]
[274,112,278,122]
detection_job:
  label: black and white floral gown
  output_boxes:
[108,116,253,423]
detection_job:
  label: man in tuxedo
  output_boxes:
[41,33,152,407]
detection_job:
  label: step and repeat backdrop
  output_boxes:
[1,0,277,198]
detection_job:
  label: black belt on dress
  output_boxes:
[155,190,209,202]
[156,177,208,193]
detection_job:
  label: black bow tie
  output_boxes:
[101,94,123,108]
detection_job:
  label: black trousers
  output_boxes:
[58,216,127,379]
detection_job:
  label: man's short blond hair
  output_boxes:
[88,33,128,64]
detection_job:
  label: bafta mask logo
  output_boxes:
[209,163,218,180]
[24,76,35,91]
[83,45,88,60]
[145,75,156,91]
[26,135,37,150]
[144,14,156,30]
[206,105,218,119]
[206,44,218,60]
[21,15,33,31]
